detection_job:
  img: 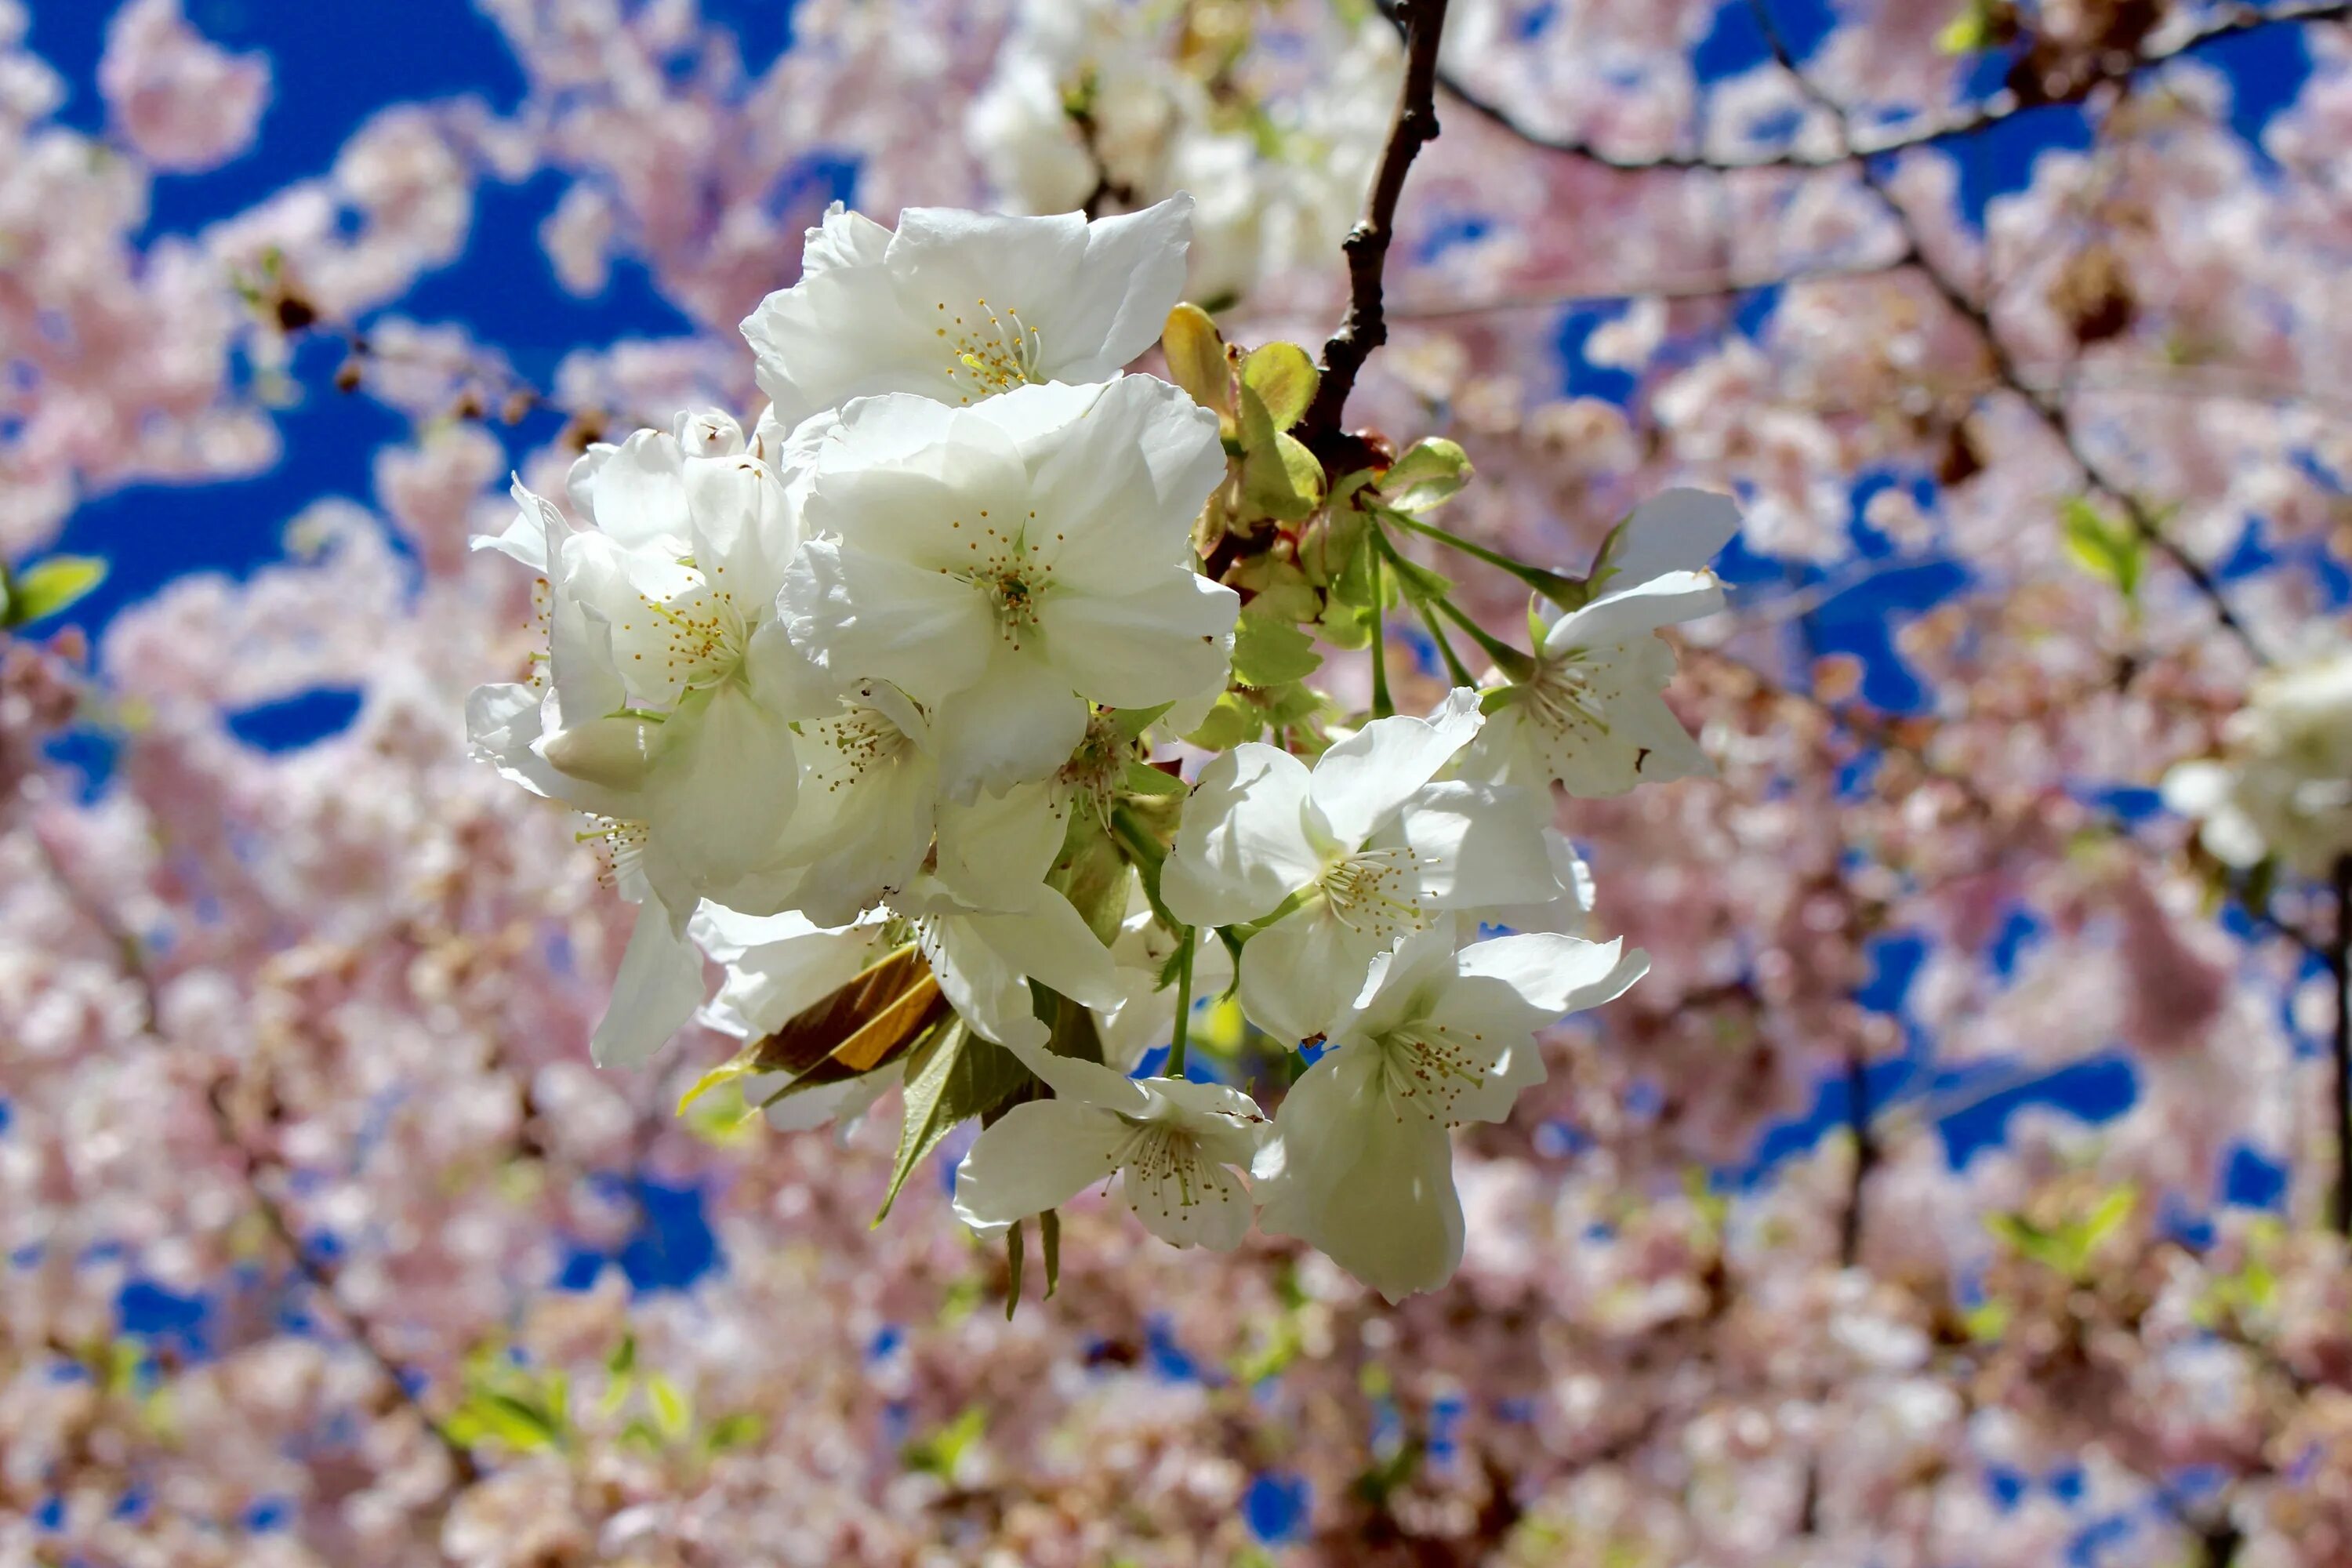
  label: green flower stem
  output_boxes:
[1167,927,1196,1080]
[1414,596,1477,685]
[1378,505,1585,606]
[1431,594,1537,683]
[1368,546,1395,719]
[1109,804,1180,932]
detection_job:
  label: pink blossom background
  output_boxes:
[5,1,2352,1563]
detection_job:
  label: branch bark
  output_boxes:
[1410,2,2350,173]
[1742,0,2270,668]
[2333,853,2352,1236]
[25,822,481,1490]
[1298,0,1453,445]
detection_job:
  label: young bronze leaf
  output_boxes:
[751,944,947,1079]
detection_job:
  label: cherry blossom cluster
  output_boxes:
[465,195,1739,1299]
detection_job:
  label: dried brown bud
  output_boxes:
[332,359,364,394]
[1935,422,1984,488]
[2049,245,2136,346]
[273,294,318,332]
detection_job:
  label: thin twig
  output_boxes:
[1741,0,2271,668]
[1838,1047,1878,1266]
[23,821,481,1486]
[2332,854,2352,1236]
[1401,1,2350,172]
[1298,0,1453,443]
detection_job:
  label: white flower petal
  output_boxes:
[1038,568,1238,710]
[1546,571,1724,653]
[1163,743,1325,927]
[927,648,1089,800]
[1394,781,1566,910]
[1308,688,1482,849]
[779,537,996,702]
[935,778,1069,905]
[1238,908,1374,1045]
[1256,1044,1465,1300]
[1597,487,1740,585]
[592,905,707,1069]
[952,1098,1127,1230]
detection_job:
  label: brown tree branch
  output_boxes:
[1742,0,2272,667]
[1407,1,2350,173]
[2332,853,2352,1236]
[23,822,481,1489]
[1298,0,1453,445]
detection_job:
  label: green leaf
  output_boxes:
[647,1374,691,1441]
[1120,758,1186,797]
[902,1405,987,1479]
[1227,554,1322,622]
[676,1046,762,1116]
[606,1332,637,1378]
[454,1391,564,1453]
[1040,1209,1061,1300]
[706,1410,765,1453]
[874,1022,1030,1223]
[2060,497,2142,599]
[1240,342,1319,430]
[1936,0,2011,53]
[3,554,107,629]
[1105,702,1174,742]
[1004,1218,1026,1319]
[1182,690,1263,750]
[1051,811,1134,946]
[2080,1185,2137,1254]
[1238,388,1324,520]
[1163,303,1234,422]
[1230,607,1323,687]
[1378,438,1472,513]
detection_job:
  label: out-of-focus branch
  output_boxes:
[1692,645,2332,960]
[2332,854,2352,1236]
[1068,93,1138,220]
[203,1080,482,1485]
[1387,252,1909,317]
[1298,0,1453,444]
[24,821,481,1489]
[1402,1,2350,172]
[1742,0,2272,669]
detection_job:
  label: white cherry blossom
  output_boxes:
[466,415,809,1065]
[1461,488,1739,797]
[952,1054,1268,1250]
[741,196,1195,426]
[781,375,1236,799]
[2164,646,2352,877]
[1160,691,1567,1042]
[1254,923,1648,1299]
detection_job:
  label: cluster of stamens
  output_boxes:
[1522,652,1613,739]
[1318,847,1428,941]
[1058,710,1129,825]
[815,691,914,792]
[937,297,1044,400]
[1374,1018,1490,1123]
[575,815,648,889]
[944,509,1061,652]
[616,564,747,696]
[1112,1123,1216,1218]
